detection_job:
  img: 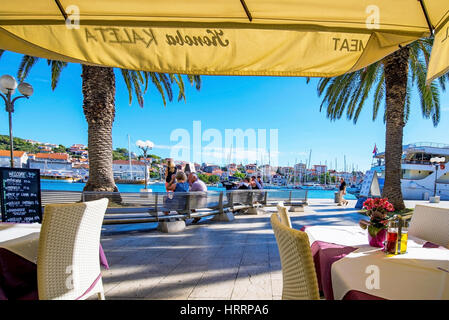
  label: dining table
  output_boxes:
[0,222,109,300]
[302,225,449,300]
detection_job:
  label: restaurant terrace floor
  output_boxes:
[98,198,449,300]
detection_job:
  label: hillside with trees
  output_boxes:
[0,135,67,154]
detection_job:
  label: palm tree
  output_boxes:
[317,38,449,211]
[14,54,201,193]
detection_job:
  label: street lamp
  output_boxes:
[0,75,34,168]
[136,139,154,190]
[430,156,445,199]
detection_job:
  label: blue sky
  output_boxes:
[0,51,448,171]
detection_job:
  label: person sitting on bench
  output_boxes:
[164,171,189,215]
[188,173,207,192]
[188,173,207,224]
[238,177,252,189]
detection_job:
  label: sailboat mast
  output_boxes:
[306,149,312,183]
[294,158,297,186]
[128,134,133,180]
[344,155,347,173]
[324,160,327,186]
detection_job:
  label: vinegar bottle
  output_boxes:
[386,220,398,254]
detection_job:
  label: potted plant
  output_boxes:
[359,198,394,247]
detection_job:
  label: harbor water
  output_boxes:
[40,180,357,199]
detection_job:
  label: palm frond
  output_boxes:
[170,74,186,102]
[120,69,134,105]
[119,70,200,107]
[316,37,446,129]
[17,55,39,82]
[149,72,167,106]
[317,63,381,124]
[372,69,385,121]
[187,75,201,90]
[48,60,68,90]
[157,73,174,102]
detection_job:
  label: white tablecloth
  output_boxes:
[305,225,449,300]
[0,223,41,263]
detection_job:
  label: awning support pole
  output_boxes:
[54,0,68,21]
[418,0,434,36]
[240,0,253,22]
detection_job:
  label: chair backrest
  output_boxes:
[37,198,108,300]
[276,202,292,228]
[408,204,449,248]
[270,214,319,300]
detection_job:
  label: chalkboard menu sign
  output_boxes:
[0,168,42,223]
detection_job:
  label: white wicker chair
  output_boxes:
[37,198,109,300]
[270,214,319,300]
[408,204,449,248]
[276,202,292,228]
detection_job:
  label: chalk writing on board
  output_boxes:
[0,168,42,223]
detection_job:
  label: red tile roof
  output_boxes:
[113,160,146,166]
[0,150,26,157]
[35,153,70,160]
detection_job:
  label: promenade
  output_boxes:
[98,198,442,300]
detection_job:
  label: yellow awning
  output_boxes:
[0,1,447,81]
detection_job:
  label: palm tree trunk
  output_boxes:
[382,47,409,211]
[81,65,118,193]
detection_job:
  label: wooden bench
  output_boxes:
[41,189,309,225]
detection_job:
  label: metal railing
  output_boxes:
[407,142,449,149]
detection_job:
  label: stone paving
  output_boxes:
[98,198,441,300]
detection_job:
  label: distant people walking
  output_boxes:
[188,173,207,192]
[257,176,264,189]
[165,159,177,191]
[338,178,349,206]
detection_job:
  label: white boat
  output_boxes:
[301,183,325,190]
[371,142,449,200]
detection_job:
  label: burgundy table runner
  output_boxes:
[302,225,441,300]
[0,245,109,300]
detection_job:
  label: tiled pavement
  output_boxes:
[98,198,437,300]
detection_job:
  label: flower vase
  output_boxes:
[367,227,386,248]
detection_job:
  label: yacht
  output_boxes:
[301,183,325,190]
[371,142,449,200]
[41,170,75,183]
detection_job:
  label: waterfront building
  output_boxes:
[245,164,257,172]
[29,153,72,172]
[70,144,88,158]
[279,166,294,176]
[112,160,148,180]
[194,163,201,172]
[313,164,327,176]
[24,139,40,145]
[38,145,52,153]
[0,150,29,168]
[203,164,220,174]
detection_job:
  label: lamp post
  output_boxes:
[430,156,445,202]
[0,75,34,168]
[136,139,154,190]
